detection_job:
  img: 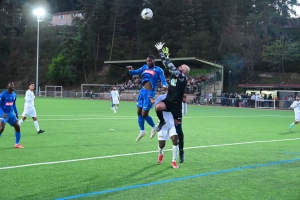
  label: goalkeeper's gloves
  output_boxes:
[162,47,170,58]
[155,42,165,50]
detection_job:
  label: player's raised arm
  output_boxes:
[155,42,188,81]
[126,65,145,75]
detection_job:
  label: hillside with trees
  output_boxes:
[0,0,299,91]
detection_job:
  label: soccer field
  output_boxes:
[1,97,300,200]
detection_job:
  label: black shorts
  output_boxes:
[162,99,182,122]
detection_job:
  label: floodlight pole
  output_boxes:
[34,9,44,96]
[229,71,231,92]
[36,18,40,95]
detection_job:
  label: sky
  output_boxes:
[293,1,300,17]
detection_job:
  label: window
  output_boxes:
[59,15,64,19]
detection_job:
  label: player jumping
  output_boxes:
[126,55,167,141]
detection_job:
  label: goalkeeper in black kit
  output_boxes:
[154,42,190,163]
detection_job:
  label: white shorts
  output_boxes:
[112,99,119,104]
[295,113,300,122]
[22,106,37,118]
[157,124,177,141]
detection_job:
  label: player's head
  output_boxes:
[178,64,190,75]
[146,55,155,68]
[7,81,14,91]
[296,95,300,101]
[113,87,116,90]
[28,82,35,90]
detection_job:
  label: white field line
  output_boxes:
[36,115,291,121]
[1,137,300,171]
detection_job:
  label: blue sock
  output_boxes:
[15,132,21,144]
[138,115,145,130]
[145,115,155,127]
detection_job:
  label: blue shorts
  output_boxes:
[1,114,18,126]
[137,88,156,111]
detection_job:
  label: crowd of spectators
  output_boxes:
[114,75,205,94]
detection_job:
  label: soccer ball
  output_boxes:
[141,8,153,20]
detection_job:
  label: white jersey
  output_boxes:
[111,90,119,104]
[290,100,300,113]
[154,93,188,140]
[24,90,35,107]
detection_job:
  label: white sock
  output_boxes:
[158,146,164,155]
[172,145,179,162]
[33,121,40,131]
[116,106,118,110]
[19,119,24,126]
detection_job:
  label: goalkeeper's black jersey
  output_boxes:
[158,49,188,103]
[166,74,187,103]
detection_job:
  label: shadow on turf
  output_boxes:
[278,130,299,135]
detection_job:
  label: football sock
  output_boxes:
[175,124,184,150]
[158,146,164,154]
[156,110,164,122]
[18,119,24,126]
[15,132,21,144]
[145,115,155,127]
[138,115,145,130]
[34,121,40,131]
[172,145,178,162]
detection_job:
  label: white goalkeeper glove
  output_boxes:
[155,42,165,50]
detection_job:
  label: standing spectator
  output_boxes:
[251,93,256,108]
[110,87,120,113]
[283,96,288,108]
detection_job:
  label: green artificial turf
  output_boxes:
[1,97,299,200]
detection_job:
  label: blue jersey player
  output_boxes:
[0,82,24,148]
[126,55,167,141]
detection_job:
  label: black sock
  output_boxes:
[175,123,184,150]
[156,110,164,122]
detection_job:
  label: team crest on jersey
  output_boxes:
[170,78,177,86]
[144,69,155,76]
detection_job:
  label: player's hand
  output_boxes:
[2,113,7,119]
[162,47,170,58]
[155,42,165,50]
[126,66,133,70]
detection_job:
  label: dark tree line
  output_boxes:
[0,0,299,89]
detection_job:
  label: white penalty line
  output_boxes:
[1,137,300,170]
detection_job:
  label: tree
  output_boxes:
[262,39,300,73]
